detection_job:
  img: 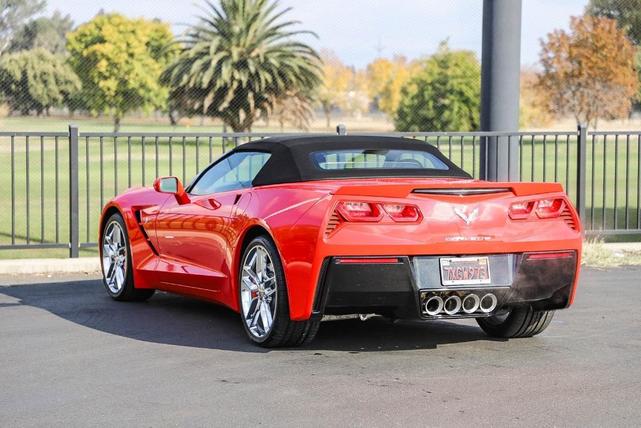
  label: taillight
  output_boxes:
[509,197,570,222]
[535,198,565,218]
[336,201,382,222]
[509,201,535,220]
[334,201,422,223]
[382,203,422,222]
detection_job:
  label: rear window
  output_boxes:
[311,149,450,171]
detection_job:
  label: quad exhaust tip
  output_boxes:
[443,295,462,315]
[462,294,481,314]
[424,296,444,316]
[479,293,498,313]
[423,292,497,316]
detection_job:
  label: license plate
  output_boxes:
[439,256,491,286]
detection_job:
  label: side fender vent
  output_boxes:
[134,209,159,255]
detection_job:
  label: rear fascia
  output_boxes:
[288,185,581,321]
[312,250,578,320]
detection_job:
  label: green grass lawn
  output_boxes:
[1,119,640,258]
[0,115,226,133]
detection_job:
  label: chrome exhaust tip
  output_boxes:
[443,295,462,315]
[424,296,444,316]
[462,293,481,314]
[479,293,498,313]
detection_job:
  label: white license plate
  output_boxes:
[439,256,492,286]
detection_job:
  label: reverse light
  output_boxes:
[535,198,565,218]
[382,203,422,222]
[336,201,382,222]
[509,201,535,220]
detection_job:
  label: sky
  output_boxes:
[44,0,589,68]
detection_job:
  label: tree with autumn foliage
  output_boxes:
[537,15,638,127]
[366,56,417,116]
[588,0,641,110]
[520,67,552,128]
[316,50,369,127]
[316,50,352,128]
[587,0,641,45]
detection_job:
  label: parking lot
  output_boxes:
[1,267,640,427]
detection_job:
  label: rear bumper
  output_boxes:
[312,251,579,320]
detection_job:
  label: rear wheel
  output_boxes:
[476,306,554,338]
[101,213,155,302]
[239,236,319,347]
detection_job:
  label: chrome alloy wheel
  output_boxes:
[102,221,127,294]
[240,245,277,339]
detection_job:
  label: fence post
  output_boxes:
[68,125,79,258]
[576,123,587,221]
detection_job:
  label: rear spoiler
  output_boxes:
[333,182,564,198]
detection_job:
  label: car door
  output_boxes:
[154,151,271,292]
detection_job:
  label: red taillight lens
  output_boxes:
[535,198,565,218]
[382,203,422,222]
[509,201,535,220]
[336,201,382,222]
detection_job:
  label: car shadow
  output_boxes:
[0,278,504,353]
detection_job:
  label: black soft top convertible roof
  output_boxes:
[222,135,470,186]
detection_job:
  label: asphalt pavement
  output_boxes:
[1,267,640,427]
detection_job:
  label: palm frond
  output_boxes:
[164,0,321,131]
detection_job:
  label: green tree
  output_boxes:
[8,11,73,54]
[0,48,80,115]
[162,0,322,132]
[66,13,176,131]
[587,0,641,44]
[0,0,45,54]
[394,42,480,132]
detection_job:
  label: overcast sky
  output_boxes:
[45,0,588,68]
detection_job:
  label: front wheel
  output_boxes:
[238,236,319,347]
[476,306,554,338]
[101,213,154,302]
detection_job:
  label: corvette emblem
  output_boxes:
[454,206,479,225]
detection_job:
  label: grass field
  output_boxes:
[0,116,227,133]
[1,117,640,258]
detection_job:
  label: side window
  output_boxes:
[190,152,271,195]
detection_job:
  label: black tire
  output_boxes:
[476,306,554,338]
[238,236,320,347]
[101,213,155,302]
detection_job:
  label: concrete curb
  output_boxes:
[0,257,100,275]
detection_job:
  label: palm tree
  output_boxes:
[162,0,322,132]
[272,90,314,131]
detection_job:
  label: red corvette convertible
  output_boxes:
[100,136,582,347]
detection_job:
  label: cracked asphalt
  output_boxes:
[1,267,640,427]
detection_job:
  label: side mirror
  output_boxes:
[153,176,190,204]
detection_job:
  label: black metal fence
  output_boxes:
[1,125,640,257]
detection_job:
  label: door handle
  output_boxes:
[194,198,221,210]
